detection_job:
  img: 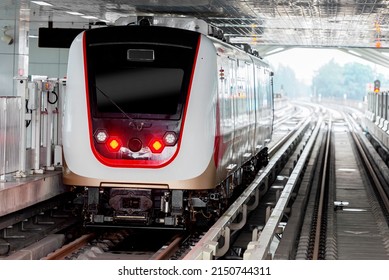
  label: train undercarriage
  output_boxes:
[76,148,268,230]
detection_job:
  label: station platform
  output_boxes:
[0,171,67,217]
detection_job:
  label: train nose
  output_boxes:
[128,138,143,152]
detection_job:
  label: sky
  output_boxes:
[265,48,389,85]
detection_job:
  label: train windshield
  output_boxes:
[94,67,184,116]
[86,35,198,120]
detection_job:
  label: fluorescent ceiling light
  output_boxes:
[66,11,84,16]
[31,1,53,6]
[81,15,98,20]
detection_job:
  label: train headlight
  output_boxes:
[94,129,108,143]
[163,131,177,146]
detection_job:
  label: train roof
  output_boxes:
[115,16,215,36]
[114,16,264,60]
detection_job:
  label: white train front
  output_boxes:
[62,23,273,228]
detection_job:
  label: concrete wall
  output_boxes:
[28,38,69,79]
[1,30,70,97]
[0,1,81,97]
[0,4,18,96]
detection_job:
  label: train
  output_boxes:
[62,19,274,229]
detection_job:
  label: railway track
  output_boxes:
[185,103,318,259]
[184,103,389,260]
[0,101,308,260]
[11,102,389,260]
[281,107,389,260]
[0,193,81,259]
[1,103,315,260]
[41,231,204,260]
[41,103,313,260]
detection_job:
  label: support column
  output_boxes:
[16,1,30,175]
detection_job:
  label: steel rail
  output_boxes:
[244,117,322,260]
[345,114,389,214]
[184,117,313,260]
[269,119,304,158]
[312,117,331,260]
[149,234,184,260]
[42,233,96,260]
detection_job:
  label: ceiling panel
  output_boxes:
[2,0,389,52]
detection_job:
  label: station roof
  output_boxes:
[2,0,389,67]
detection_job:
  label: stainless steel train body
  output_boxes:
[62,25,273,228]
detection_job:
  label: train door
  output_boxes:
[215,54,234,182]
[265,68,274,140]
[235,59,250,167]
[259,67,272,143]
[253,64,264,151]
[245,61,256,159]
[229,57,240,172]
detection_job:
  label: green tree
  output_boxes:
[312,59,343,99]
[273,64,299,98]
[343,63,374,100]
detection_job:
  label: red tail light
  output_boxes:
[149,139,164,153]
[107,137,122,152]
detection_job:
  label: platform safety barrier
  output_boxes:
[1,77,65,180]
[0,97,21,180]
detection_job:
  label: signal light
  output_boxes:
[107,137,122,152]
[219,68,225,80]
[374,79,380,93]
[149,139,164,153]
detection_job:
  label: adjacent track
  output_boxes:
[3,102,389,260]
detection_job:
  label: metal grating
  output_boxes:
[2,1,389,50]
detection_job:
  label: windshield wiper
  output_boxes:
[94,85,135,122]
[94,85,149,131]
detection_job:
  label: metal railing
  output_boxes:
[1,77,65,180]
[0,97,21,180]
